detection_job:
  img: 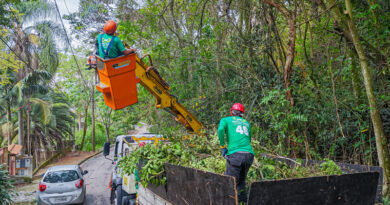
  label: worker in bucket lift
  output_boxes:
[97,20,136,59]
[218,103,254,204]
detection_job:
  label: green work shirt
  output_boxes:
[97,33,126,59]
[218,116,254,155]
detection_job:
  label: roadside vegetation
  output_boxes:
[0,0,389,201]
[0,164,15,205]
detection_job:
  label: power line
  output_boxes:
[0,36,30,68]
[63,0,71,16]
[53,0,89,91]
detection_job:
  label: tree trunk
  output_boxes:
[27,101,31,156]
[348,49,363,104]
[6,101,12,146]
[18,109,24,154]
[91,89,96,152]
[79,107,88,151]
[344,0,390,198]
[78,113,82,132]
[263,0,296,106]
[284,13,296,107]
[34,139,40,168]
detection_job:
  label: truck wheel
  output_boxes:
[116,185,123,205]
[129,198,136,205]
[110,188,115,204]
[122,196,130,205]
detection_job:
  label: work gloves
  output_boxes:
[221,148,228,157]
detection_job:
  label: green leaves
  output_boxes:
[0,164,16,204]
[320,159,342,175]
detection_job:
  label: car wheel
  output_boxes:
[116,185,123,205]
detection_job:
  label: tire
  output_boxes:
[122,196,130,205]
[110,188,116,205]
[129,198,136,205]
[116,185,123,205]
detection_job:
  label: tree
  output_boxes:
[262,0,297,107]
[344,0,390,198]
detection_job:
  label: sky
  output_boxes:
[52,0,81,48]
[55,0,80,14]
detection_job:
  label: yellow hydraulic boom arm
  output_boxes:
[134,55,203,134]
[92,53,203,134]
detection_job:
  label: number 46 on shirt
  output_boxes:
[236,125,249,136]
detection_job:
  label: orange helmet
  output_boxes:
[104,20,117,35]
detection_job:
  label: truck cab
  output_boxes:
[103,134,165,205]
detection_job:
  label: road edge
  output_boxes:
[78,144,115,165]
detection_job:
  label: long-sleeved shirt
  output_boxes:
[217,116,254,155]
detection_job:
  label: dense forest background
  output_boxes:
[0,0,389,197]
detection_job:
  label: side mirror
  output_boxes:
[40,174,44,178]
[103,142,110,156]
[83,170,88,175]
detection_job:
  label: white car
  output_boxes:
[36,165,88,205]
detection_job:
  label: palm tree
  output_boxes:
[3,0,64,151]
[0,68,18,146]
[28,91,74,166]
[0,1,73,169]
[12,69,51,154]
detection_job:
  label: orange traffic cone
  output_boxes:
[108,175,112,190]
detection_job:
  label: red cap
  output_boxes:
[230,103,244,115]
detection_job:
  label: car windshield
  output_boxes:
[43,170,80,183]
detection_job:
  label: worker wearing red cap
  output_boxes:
[218,103,254,204]
[97,20,136,59]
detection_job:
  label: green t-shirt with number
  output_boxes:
[97,33,126,59]
[218,116,254,155]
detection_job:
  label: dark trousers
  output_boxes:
[225,152,254,204]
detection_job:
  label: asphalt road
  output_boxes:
[81,147,113,205]
[80,124,149,205]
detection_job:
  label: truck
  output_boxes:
[103,134,168,205]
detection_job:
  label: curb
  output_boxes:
[77,149,103,165]
[78,144,114,165]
